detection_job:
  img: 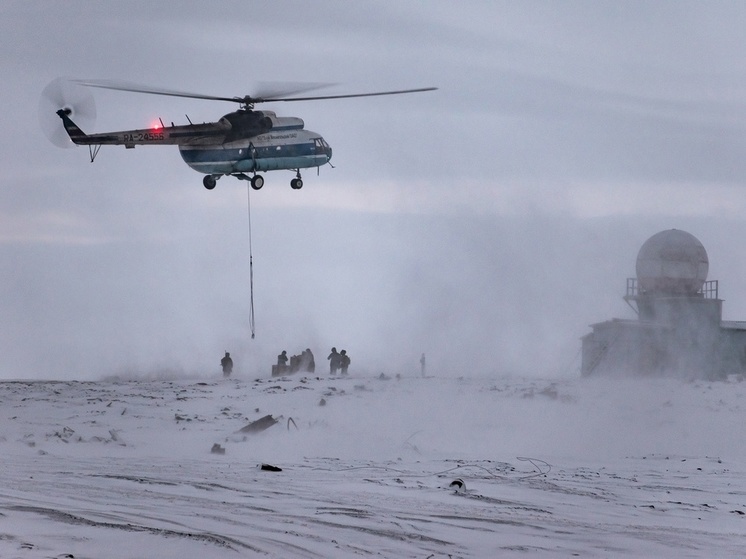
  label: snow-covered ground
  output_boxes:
[1,372,745,558]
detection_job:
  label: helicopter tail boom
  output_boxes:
[55,109,230,148]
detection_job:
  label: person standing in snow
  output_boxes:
[221,351,233,377]
[302,348,315,373]
[328,347,341,375]
[339,349,350,375]
[420,353,426,377]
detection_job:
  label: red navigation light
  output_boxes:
[151,119,163,130]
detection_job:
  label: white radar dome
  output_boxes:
[636,229,708,295]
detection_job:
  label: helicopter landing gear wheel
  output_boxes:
[203,175,217,190]
[251,175,264,190]
[291,171,303,190]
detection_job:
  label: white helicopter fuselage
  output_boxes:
[178,112,331,175]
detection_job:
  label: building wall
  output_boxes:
[582,297,745,379]
[718,328,746,376]
[582,321,672,377]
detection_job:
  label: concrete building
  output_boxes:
[581,229,746,379]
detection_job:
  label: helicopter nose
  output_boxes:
[315,136,332,163]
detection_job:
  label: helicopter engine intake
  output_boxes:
[259,111,304,131]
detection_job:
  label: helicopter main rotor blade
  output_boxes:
[251,82,336,101]
[74,79,239,103]
[74,79,336,105]
[74,79,437,106]
[256,87,438,103]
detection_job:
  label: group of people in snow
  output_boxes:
[275,348,316,375]
[327,347,350,375]
[222,346,353,378]
[273,346,351,376]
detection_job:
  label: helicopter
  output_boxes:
[40,78,437,191]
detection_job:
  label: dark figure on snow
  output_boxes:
[420,353,426,377]
[328,347,341,375]
[221,351,233,377]
[277,350,288,367]
[290,354,300,373]
[302,348,315,373]
[339,349,350,375]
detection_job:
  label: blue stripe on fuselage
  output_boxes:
[180,142,317,163]
[179,143,329,174]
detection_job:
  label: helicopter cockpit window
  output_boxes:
[313,138,329,153]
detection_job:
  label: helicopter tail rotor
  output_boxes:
[39,77,96,148]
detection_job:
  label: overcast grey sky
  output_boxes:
[3,1,746,379]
